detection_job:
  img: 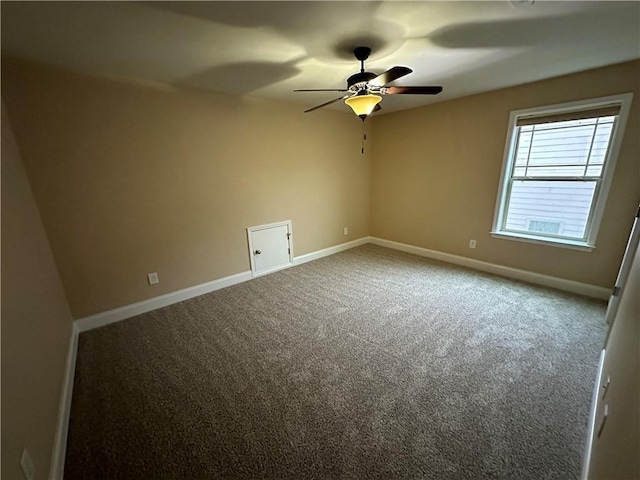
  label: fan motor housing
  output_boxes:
[347,71,377,90]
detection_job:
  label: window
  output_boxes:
[492,93,633,250]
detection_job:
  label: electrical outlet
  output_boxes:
[343,227,348,235]
[21,448,35,480]
[147,272,159,285]
[469,239,477,249]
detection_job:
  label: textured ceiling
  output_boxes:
[2,1,639,115]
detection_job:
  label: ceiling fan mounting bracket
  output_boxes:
[353,46,371,62]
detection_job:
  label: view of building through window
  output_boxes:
[501,115,615,241]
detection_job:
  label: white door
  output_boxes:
[582,227,639,480]
[247,221,293,277]
[603,204,640,330]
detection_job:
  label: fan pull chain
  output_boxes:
[361,120,366,154]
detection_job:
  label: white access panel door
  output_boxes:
[247,221,293,277]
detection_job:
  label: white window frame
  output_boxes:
[491,93,633,251]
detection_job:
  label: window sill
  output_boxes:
[490,231,595,252]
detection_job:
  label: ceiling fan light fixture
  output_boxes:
[345,94,382,117]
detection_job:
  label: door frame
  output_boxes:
[247,220,293,278]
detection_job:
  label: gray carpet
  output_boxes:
[65,244,606,479]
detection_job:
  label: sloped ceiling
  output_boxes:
[2,1,639,114]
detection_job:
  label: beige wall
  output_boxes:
[3,58,638,324]
[371,60,640,288]
[1,102,74,479]
[1,58,371,318]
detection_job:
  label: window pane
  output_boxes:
[589,122,614,164]
[513,117,615,179]
[504,180,597,239]
[586,165,603,176]
[514,130,533,166]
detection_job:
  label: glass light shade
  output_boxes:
[345,94,382,117]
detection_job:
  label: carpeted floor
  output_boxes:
[65,244,606,479]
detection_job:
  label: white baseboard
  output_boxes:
[75,270,252,333]
[369,237,610,300]
[50,322,79,480]
[293,237,370,266]
[75,235,608,335]
[75,237,371,333]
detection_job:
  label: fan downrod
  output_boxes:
[348,46,376,89]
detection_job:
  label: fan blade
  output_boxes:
[294,89,348,92]
[304,95,350,113]
[368,66,412,87]
[383,86,443,95]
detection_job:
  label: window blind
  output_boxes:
[516,104,621,127]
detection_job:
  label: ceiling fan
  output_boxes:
[294,46,443,120]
